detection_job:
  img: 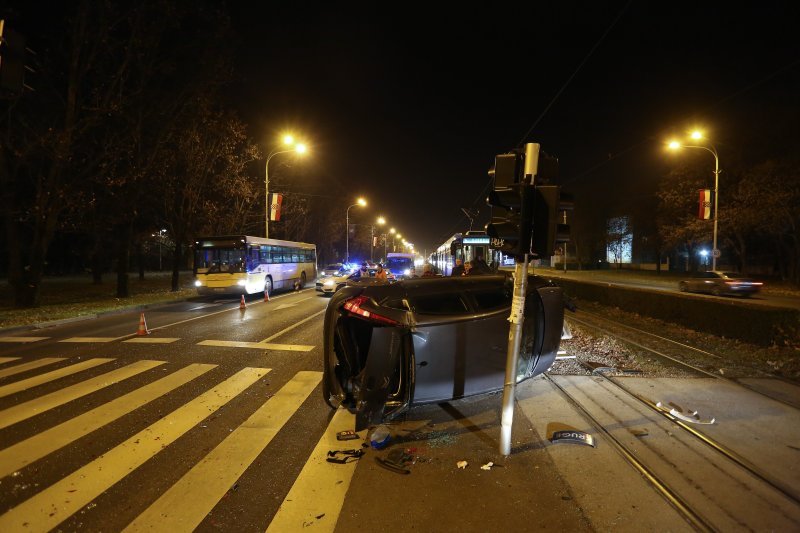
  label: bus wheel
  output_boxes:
[265,277,273,295]
[300,272,307,286]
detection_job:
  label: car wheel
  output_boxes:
[679,282,688,292]
[711,286,722,297]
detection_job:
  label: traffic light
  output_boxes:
[532,186,574,257]
[486,152,535,258]
[0,20,26,97]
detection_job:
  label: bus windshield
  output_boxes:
[386,256,414,274]
[194,248,247,273]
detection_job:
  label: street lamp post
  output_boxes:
[668,133,721,270]
[346,198,367,264]
[265,136,308,239]
[371,217,386,262]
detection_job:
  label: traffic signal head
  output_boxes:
[532,186,574,257]
[486,184,534,258]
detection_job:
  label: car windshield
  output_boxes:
[722,272,743,278]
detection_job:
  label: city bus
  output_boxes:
[193,235,317,295]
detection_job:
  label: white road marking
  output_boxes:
[274,296,314,310]
[0,367,268,532]
[0,358,113,399]
[197,340,314,351]
[0,336,49,343]
[123,337,180,344]
[59,337,120,343]
[124,370,321,532]
[260,308,326,343]
[0,357,20,365]
[0,357,64,379]
[0,364,218,478]
[0,360,165,430]
[266,408,361,533]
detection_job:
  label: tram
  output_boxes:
[429,231,512,276]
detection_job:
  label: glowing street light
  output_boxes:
[265,133,309,238]
[667,130,721,269]
[346,197,367,263]
[371,217,386,262]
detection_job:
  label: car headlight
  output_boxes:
[324,280,335,286]
[194,280,202,287]
[237,279,246,286]
[403,269,410,275]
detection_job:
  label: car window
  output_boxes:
[470,287,512,311]
[408,293,468,315]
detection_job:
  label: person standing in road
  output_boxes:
[359,262,370,278]
[472,254,490,274]
[451,258,465,276]
[463,261,473,276]
[374,263,388,280]
[421,263,436,277]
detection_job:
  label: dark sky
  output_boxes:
[229,3,798,254]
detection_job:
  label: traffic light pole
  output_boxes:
[500,253,530,455]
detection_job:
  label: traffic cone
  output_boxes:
[264,289,270,302]
[240,295,247,310]
[137,312,150,336]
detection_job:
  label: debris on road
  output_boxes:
[370,425,391,449]
[629,428,649,437]
[481,461,494,470]
[457,460,468,469]
[336,430,359,441]
[551,430,596,448]
[326,449,365,464]
[656,401,716,425]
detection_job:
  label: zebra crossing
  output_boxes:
[0,356,358,531]
[0,335,315,351]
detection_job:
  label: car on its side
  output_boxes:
[322,273,565,430]
[678,271,763,297]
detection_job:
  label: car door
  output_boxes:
[407,288,509,404]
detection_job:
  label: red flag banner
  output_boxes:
[697,189,713,220]
[269,193,283,221]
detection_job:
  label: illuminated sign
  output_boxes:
[462,237,490,244]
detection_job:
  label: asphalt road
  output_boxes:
[0,287,798,531]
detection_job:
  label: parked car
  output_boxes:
[322,273,565,430]
[678,271,763,297]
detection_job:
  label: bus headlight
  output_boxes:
[237,279,246,286]
[194,280,202,287]
[403,269,410,275]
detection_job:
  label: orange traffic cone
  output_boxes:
[137,312,150,336]
[264,289,270,302]
[240,295,247,310]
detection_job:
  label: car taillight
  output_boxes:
[343,295,400,326]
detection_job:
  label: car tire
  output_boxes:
[679,282,688,292]
[712,286,722,297]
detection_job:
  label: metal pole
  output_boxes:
[712,151,719,271]
[370,225,374,262]
[265,149,294,239]
[500,254,529,456]
[346,205,352,264]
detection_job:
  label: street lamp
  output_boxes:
[265,135,309,239]
[346,197,367,264]
[389,228,396,254]
[668,131,721,269]
[371,217,386,262]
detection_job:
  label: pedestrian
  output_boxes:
[472,254,491,274]
[451,258,465,276]
[463,261,473,276]
[407,266,417,278]
[421,263,436,277]
[374,263,388,280]
[359,262,370,278]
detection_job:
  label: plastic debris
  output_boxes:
[629,428,649,437]
[326,449,364,464]
[457,460,468,469]
[370,425,391,449]
[551,430,595,448]
[481,461,494,471]
[337,430,359,441]
[656,401,715,425]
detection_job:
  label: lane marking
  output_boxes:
[0,360,165,430]
[125,370,321,532]
[197,340,314,351]
[260,308,326,343]
[0,357,64,379]
[266,408,361,533]
[0,357,21,365]
[59,337,120,343]
[0,336,49,343]
[0,358,114,399]
[0,366,269,532]
[123,337,180,344]
[274,296,314,311]
[0,363,217,478]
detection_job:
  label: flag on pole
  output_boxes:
[269,193,283,221]
[697,189,713,220]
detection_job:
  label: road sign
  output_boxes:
[712,248,721,258]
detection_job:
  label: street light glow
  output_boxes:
[389,228,395,234]
[667,141,681,150]
[377,216,386,225]
[690,130,704,140]
[357,197,367,206]
[283,134,294,145]
[295,143,308,154]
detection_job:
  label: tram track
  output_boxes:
[565,310,800,410]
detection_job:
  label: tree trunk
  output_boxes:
[137,241,145,281]
[171,241,183,292]
[115,222,132,298]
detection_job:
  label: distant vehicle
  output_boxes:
[322,273,565,430]
[193,235,316,295]
[430,231,505,276]
[321,263,349,276]
[678,271,763,297]
[316,267,395,295]
[385,252,416,278]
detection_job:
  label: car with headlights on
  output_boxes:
[678,271,763,297]
[322,273,565,430]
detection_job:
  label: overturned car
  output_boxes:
[322,273,565,431]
